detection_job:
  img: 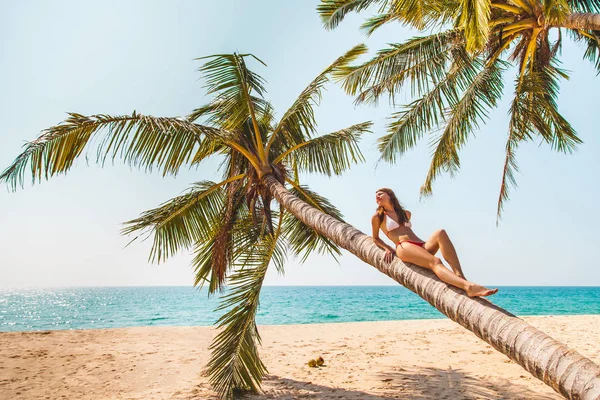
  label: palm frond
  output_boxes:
[273,122,371,176]
[336,30,462,98]
[190,235,219,290]
[378,45,480,163]
[354,39,454,105]
[197,53,270,152]
[568,0,600,13]
[189,208,260,293]
[387,0,429,29]
[187,179,250,294]
[495,69,536,222]
[122,177,243,263]
[267,44,368,153]
[211,180,249,292]
[496,127,521,224]
[543,0,571,24]
[208,233,285,399]
[361,12,397,35]
[190,137,228,166]
[536,66,580,152]
[328,0,459,33]
[257,102,277,132]
[0,112,224,190]
[517,65,580,152]
[187,101,225,123]
[497,64,581,221]
[569,28,600,74]
[582,30,600,74]
[424,0,462,27]
[282,181,344,262]
[459,0,491,52]
[421,57,507,196]
[317,0,382,30]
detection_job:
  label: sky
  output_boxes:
[1,0,599,288]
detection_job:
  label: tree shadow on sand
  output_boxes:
[242,364,559,399]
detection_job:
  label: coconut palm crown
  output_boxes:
[0,45,372,399]
[319,0,600,221]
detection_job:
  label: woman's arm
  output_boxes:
[371,214,395,263]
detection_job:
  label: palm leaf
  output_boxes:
[317,0,381,30]
[353,37,456,104]
[532,65,581,153]
[459,0,491,52]
[197,53,270,159]
[336,30,462,98]
[361,12,398,35]
[0,112,224,190]
[513,64,579,153]
[190,195,280,294]
[122,177,243,263]
[386,0,427,29]
[266,44,368,153]
[273,122,371,176]
[187,100,226,123]
[421,57,507,196]
[496,127,522,224]
[190,136,228,166]
[207,233,285,399]
[183,175,255,294]
[568,0,600,13]
[190,234,219,290]
[378,45,480,163]
[582,30,600,74]
[497,64,581,221]
[496,73,535,222]
[569,28,600,74]
[543,0,571,24]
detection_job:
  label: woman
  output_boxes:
[371,188,498,298]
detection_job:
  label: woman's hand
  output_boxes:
[384,248,395,263]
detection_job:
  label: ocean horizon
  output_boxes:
[1,286,599,332]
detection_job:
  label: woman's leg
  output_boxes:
[423,229,466,280]
[396,242,497,297]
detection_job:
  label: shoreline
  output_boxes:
[1,315,598,399]
[3,313,600,334]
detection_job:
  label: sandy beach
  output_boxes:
[1,315,598,399]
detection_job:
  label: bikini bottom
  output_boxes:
[397,240,425,248]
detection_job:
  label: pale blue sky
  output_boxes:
[1,0,599,288]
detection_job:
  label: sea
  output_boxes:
[1,286,599,332]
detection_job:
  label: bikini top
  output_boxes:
[385,213,412,231]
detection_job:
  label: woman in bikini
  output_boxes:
[372,188,498,298]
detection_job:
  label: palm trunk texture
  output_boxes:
[264,174,600,400]
[560,13,600,30]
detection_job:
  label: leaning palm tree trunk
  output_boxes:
[560,13,600,30]
[263,173,600,400]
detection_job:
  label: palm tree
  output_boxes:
[318,0,600,51]
[318,0,600,221]
[3,43,600,400]
[0,46,372,399]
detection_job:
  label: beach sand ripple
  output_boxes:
[1,316,598,399]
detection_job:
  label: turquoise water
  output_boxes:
[0,286,599,332]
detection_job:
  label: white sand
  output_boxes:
[1,315,599,399]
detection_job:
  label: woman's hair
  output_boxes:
[376,188,407,225]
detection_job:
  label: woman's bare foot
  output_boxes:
[466,284,498,298]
